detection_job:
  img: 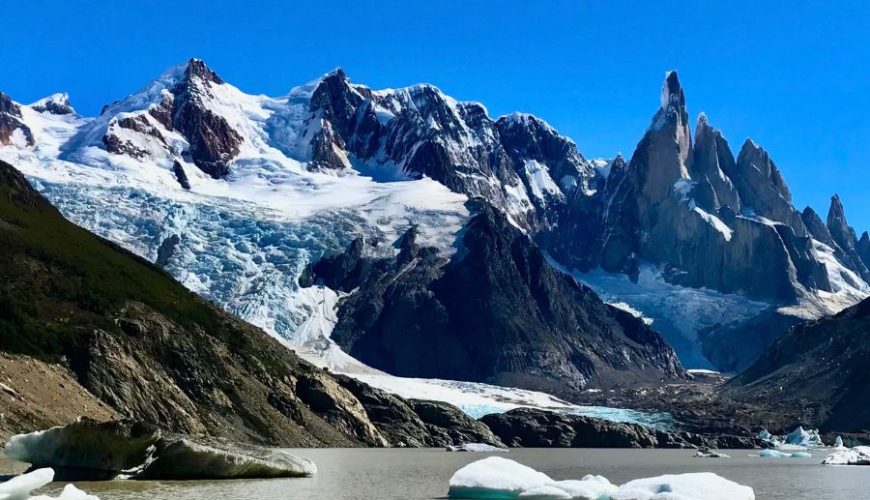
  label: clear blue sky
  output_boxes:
[3,1,869,232]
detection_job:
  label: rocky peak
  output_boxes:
[733,139,805,236]
[0,92,34,146]
[858,232,870,269]
[168,59,242,178]
[0,92,22,116]
[826,194,850,237]
[495,112,594,198]
[183,58,224,85]
[826,195,870,280]
[309,68,365,126]
[650,72,692,172]
[690,113,740,211]
[31,93,74,115]
[801,206,834,246]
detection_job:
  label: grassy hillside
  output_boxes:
[0,160,241,358]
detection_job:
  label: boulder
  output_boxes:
[4,419,316,481]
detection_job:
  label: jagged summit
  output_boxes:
[184,57,224,84]
[30,92,74,115]
[652,71,689,131]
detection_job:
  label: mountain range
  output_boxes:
[1,58,868,405]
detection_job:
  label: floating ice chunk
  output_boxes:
[758,449,811,458]
[447,457,553,498]
[611,472,754,500]
[0,468,99,500]
[784,426,824,448]
[32,484,100,500]
[447,443,508,453]
[694,447,730,458]
[823,446,870,466]
[447,459,753,500]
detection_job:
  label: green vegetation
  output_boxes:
[0,160,245,359]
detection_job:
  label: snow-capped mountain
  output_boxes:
[0,59,867,381]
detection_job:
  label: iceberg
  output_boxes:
[0,468,99,500]
[447,457,754,500]
[822,446,870,466]
[783,426,824,448]
[758,449,812,459]
[447,457,552,498]
[833,436,848,451]
[611,473,754,500]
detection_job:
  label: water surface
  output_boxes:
[7,448,868,499]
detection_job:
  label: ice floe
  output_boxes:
[446,457,754,499]
[823,446,870,466]
[757,449,812,459]
[0,468,99,500]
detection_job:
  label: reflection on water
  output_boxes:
[6,448,869,500]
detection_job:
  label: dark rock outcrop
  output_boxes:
[690,114,740,212]
[304,201,684,398]
[732,140,806,236]
[96,59,243,177]
[155,234,181,268]
[802,206,834,246]
[728,297,870,432]
[335,375,503,448]
[170,60,242,178]
[480,408,759,449]
[0,92,34,146]
[859,232,870,270]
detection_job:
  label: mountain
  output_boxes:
[0,58,867,382]
[728,297,870,432]
[542,72,868,369]
[0,158,498,447]
[302,201,683,398]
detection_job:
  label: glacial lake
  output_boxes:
[5,448,869,499]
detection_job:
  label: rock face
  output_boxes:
[82,58,244,178]
[479,408,759,449]
[304,201,684,397]
[827,194,870,281]
[728,297,870,431]
[591,72,830,302]
[5,418,317,481]
[0,92,34,146]
[169,60,242,178]
[302,70,596,228]
[334,375,503,448]
[859,232,870,270]
[0,159,491,448]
